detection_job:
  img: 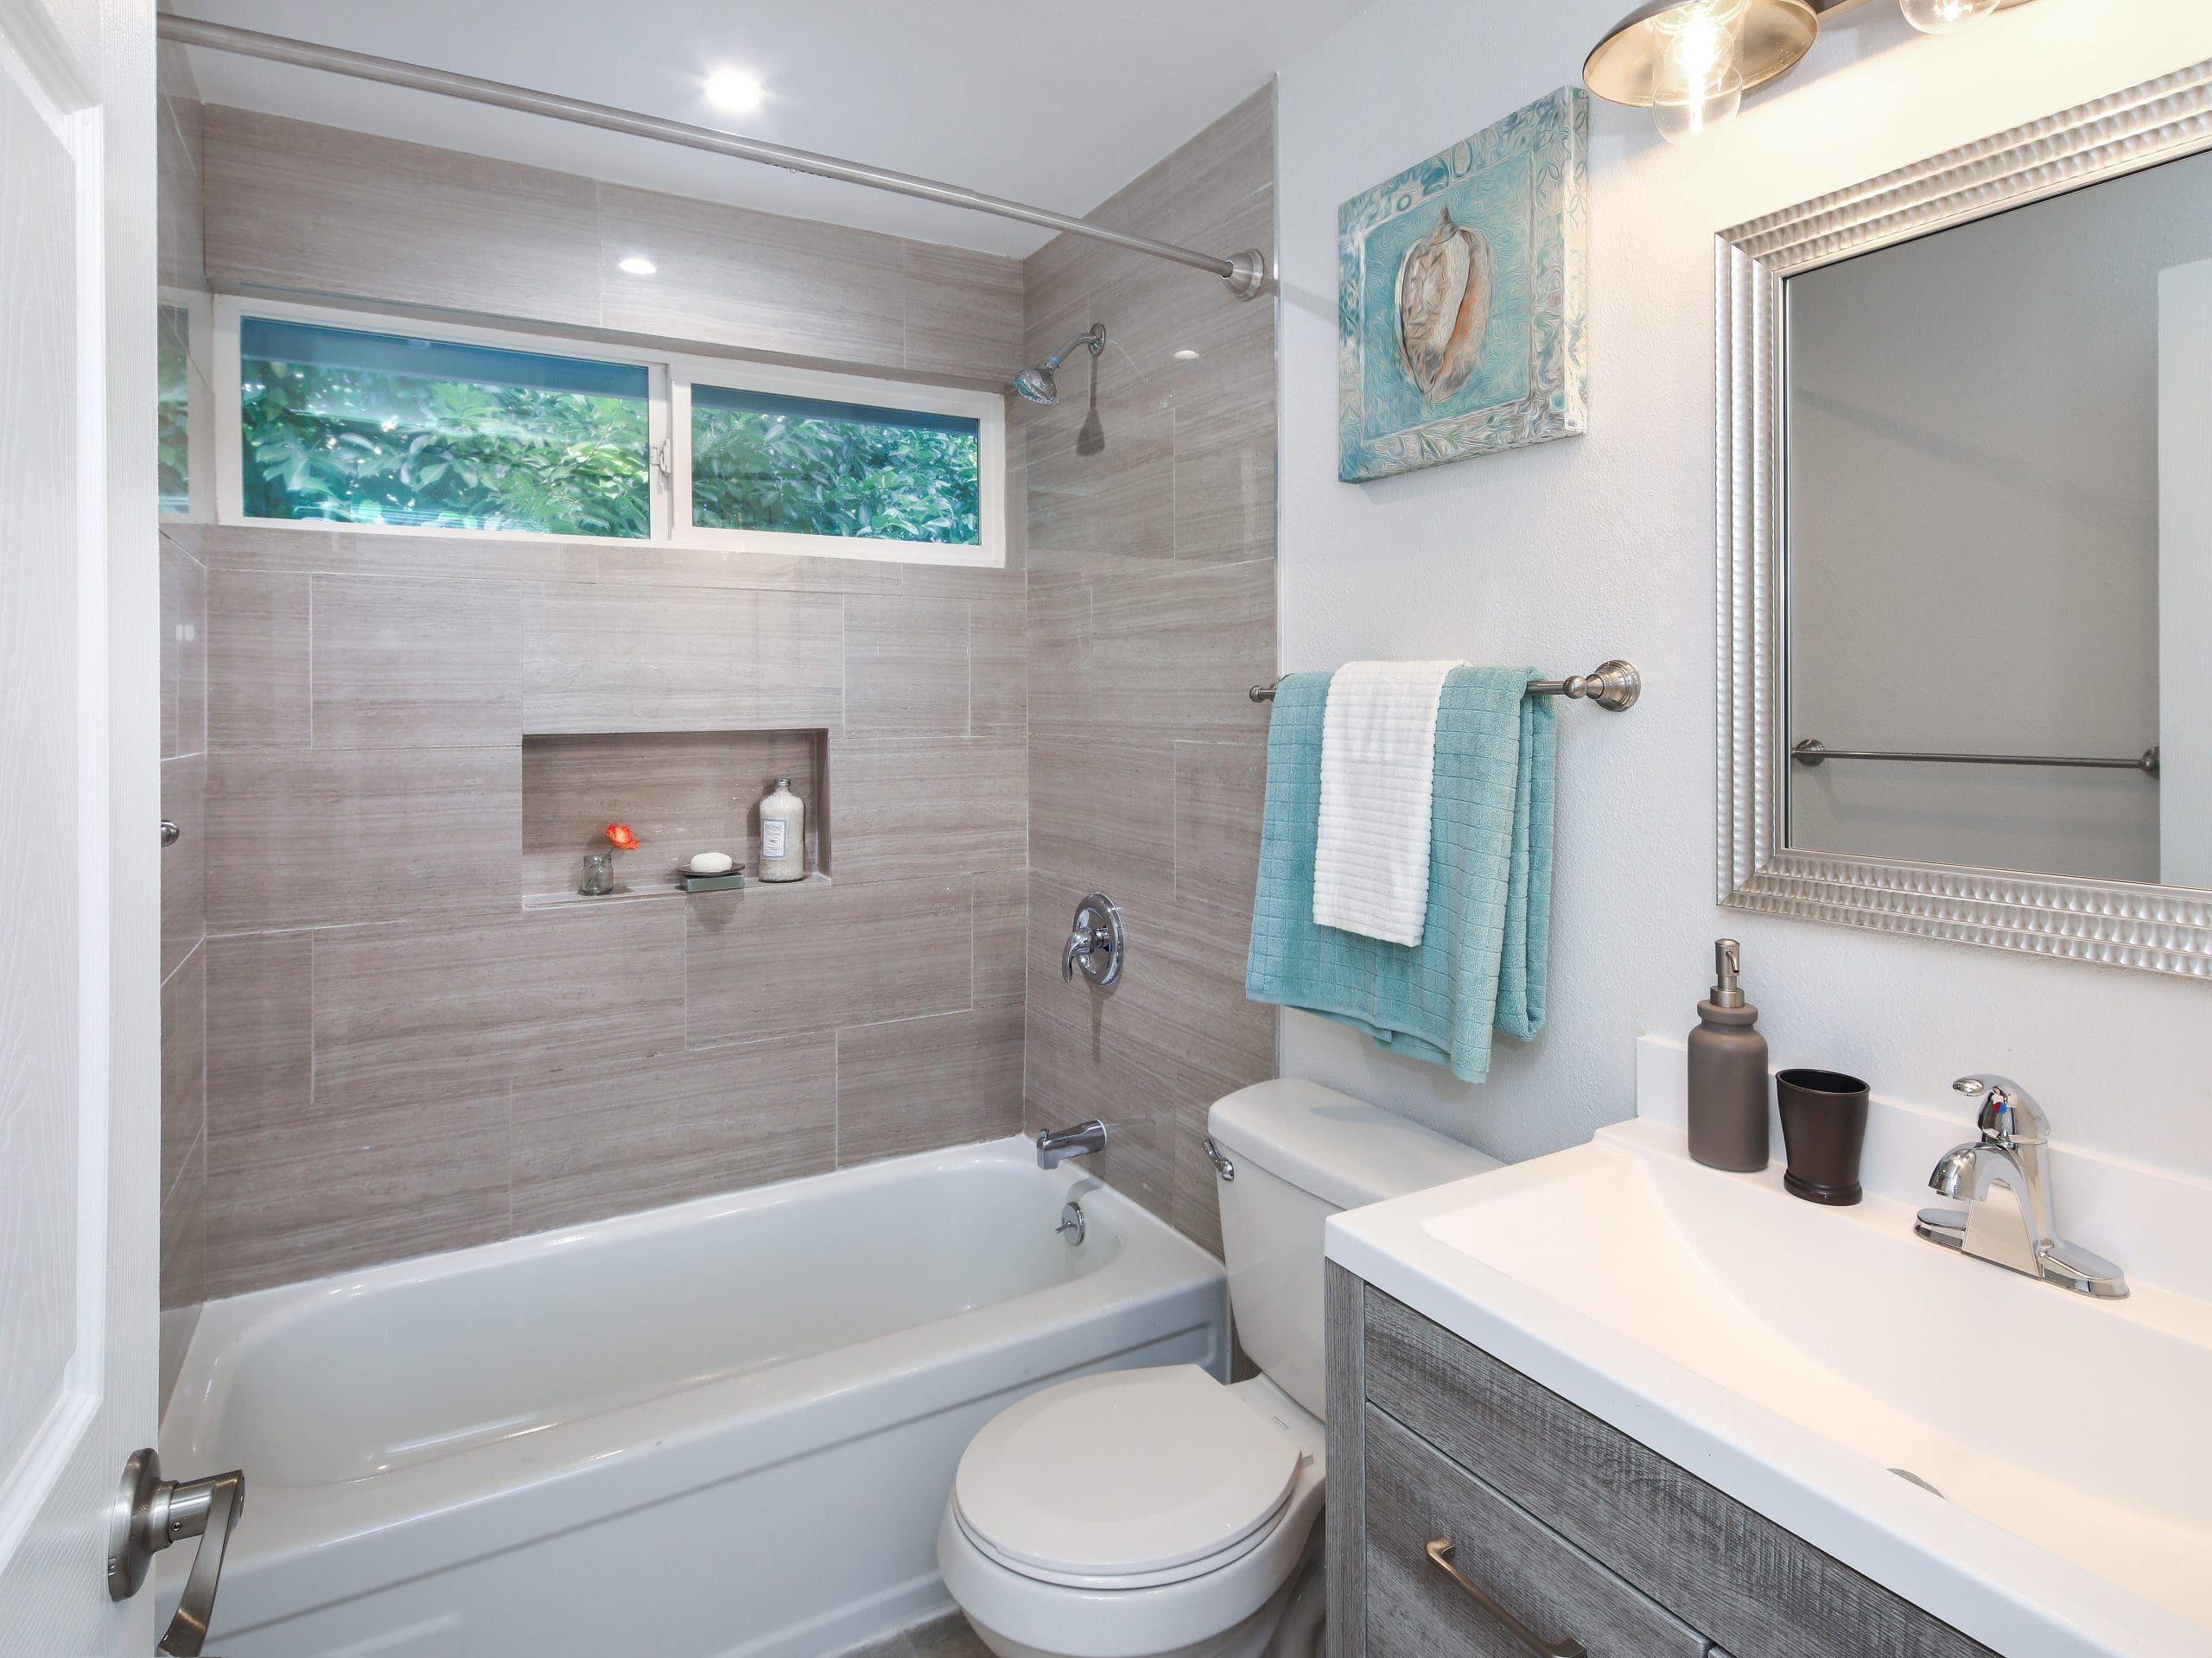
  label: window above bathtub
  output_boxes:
[211,298,1007,568]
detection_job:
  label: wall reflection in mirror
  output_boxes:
[1783,149,2212,892]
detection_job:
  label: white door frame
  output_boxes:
[0,0,159,1648]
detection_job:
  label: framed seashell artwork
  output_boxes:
[1338,86,1589,482]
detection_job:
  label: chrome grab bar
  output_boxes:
[1426,1538,1586,1658]
[1792,738,2159,777]
[109,1448,245,1657]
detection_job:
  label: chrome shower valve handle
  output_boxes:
[1062,893,1125,988]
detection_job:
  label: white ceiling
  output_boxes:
[174,1,1374,257]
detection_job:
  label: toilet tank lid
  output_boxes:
[1207,1079,1498,1211]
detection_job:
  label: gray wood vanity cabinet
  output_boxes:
[1325,1266,1995,1658]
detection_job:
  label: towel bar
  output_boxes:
[1247,659,1641,712]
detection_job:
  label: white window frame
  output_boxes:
[157,286,214,524]
[673,359,1002,569]
[212,295,1006,569]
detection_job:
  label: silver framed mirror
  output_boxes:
[1718,58,2212,978]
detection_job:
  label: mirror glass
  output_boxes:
[1783,150,2212,890]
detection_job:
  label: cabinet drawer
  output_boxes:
[1365,1406,1707,1658]
[1361,1288,1992,1658]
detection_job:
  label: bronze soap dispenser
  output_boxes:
[1688,939,1770,1172]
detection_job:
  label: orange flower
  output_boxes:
[604,824,639,851]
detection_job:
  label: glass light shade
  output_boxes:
[1649,0,1751,145]
[1898,0,2002,32]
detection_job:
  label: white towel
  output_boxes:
[1313,659,1463,946]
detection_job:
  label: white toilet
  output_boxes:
[938,1079,1499,1658]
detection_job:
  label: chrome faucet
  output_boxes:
[1036,1119,1109,1170]
[1914,1075,2126,1299]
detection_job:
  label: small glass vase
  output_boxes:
[578,849,615,897]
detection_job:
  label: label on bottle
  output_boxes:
[763,820,787,861]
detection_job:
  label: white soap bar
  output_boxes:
[689,851,734,874]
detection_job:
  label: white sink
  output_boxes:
[1326,1119,2212,1658]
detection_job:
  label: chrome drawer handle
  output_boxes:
[1426,1538,1586,1658]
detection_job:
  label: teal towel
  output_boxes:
[1244,666,1555,1083]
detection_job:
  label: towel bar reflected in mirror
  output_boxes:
[1248,659,1641,712]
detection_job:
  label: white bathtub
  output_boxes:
[160,1139,1230,1658]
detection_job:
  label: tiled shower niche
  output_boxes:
[521,729,831,905]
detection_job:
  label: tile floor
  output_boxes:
[844,1610,991,1658]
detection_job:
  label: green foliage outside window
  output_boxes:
[690,395,980,546]
[158,304,191,516]
[239,320,651,537]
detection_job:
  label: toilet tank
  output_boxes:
[1207,1080,1498,1420]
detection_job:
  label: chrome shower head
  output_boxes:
[1013,324,1105,404]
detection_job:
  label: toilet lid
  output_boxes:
[952,1366,1302,1580]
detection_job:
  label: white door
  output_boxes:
[2159,258,2212,890]
[0,0,160,1652]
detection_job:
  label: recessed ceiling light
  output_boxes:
[704,67,766,114]
[618,255,658,276]
[1173,348,1202,361]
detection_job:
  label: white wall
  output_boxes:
[1274,0,2212,1177]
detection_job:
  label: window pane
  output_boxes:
[157,304,190,516]
[690,384,980,546]
[238,317,651,537]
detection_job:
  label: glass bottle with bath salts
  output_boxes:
[758,778,804,882]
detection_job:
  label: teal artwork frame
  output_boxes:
[1338,86,1589,483]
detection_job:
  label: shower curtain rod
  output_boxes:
[158,16,1271,301]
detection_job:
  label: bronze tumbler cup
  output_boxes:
[1776,1068,1870,1206]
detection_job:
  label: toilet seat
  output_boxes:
[951,1366,1305,1591]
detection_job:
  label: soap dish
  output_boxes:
[683,869,746,893]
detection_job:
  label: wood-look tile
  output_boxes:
[205,746,519,931]
[844,593,969,734]
[156,48,205,291]
[843,1610,995,1658]
[684,877,973,1045]
[160,1139,207,1315]
[1030,726,1176,899]
[206,1082,511,1298]
[831,735,1025,886]
[169,521,601,583]
[160,535,205,759]
[1173,740,1268,917]
[160,942,205,1199]
[512,1039,836,1234]
[1032,561,1274,736]
[315,903,687,1098]
[591,542,899,597]
[903,243,1025,381]
[204,106,601,327]
[310,575,522,749]
[160,753,205,982]
[206,568,308,752]
[837,1000,1024,1166]
[1169,88,1275,245]
[1025,389,1175,567]
[1172,331,1276,565]
[524,581,842,734]
[520,729,821,897]
[969,590,1027,734]
[597,183,906,365]
[971,870,1028,1007]
[205,930,314,1146]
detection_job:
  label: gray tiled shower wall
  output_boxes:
[157,86,1276,1331]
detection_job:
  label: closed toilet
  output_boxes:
[938,1080,1498,1658]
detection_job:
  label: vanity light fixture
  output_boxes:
[1586,0,2035,143]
